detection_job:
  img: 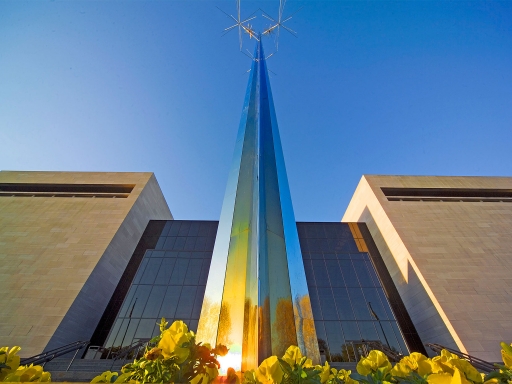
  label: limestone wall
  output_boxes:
[343,175,512,362]
[0,171,172,356]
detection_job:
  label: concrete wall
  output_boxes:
[342,175,512,362]
[0,171,172,357]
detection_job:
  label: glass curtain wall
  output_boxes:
[104,220,218,348]
[297,222,409,363]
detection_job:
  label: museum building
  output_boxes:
[1,39,512,368]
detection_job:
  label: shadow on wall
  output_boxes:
[358,206,460,356]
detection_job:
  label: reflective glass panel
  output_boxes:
[296,222,411,361]
[103,220,216,349]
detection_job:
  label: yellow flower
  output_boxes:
[391,352,437,378]
[0,346,21,380]
[449,359,482,383]
[391,362,413,378]
[329,368,357,384]
[345,372,359,384]
[91,371,118,383]
[315,361,330,383]
[3,364,51,382]
[432,353,455,376]
[169,319,189,335]
[281,346,300,365]
[282,345,312,368]
[428,372,453,384]
[500,342,512,369]
[256,356,283,384]
[426,353,478,384]
[451,368,472,384]
[356,350,392,375]
[429,349,481,384]
[157,320,192,363]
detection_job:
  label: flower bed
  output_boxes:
[2,318,512,384]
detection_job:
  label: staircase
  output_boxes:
[44,358,127,382]
[20,339,150,382]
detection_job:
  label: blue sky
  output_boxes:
[1,1,511,221]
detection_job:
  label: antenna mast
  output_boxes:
[218,0,301,60]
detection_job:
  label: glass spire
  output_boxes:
[197,39,319,371]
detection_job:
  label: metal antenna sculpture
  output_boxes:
[262,0,301,52]
[218,0,258,52]
[218,0,301,59]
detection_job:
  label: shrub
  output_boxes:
[91,319,227,384]
[91,318,512,384]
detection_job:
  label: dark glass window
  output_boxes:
[103,221,217,348]
[140,258,162,285]
[169,222,181,236]
[332,287,355,320]
[338,260,359,287]
[297,222,411,362]
[172,237,186,250]
[325,260,345,287]
[317,288,338,320]
[175,286,198,319]
[159,286,182,319]
[312,260,330,287]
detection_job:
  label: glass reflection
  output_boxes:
[103,220,216,349]
[297,222,410,362]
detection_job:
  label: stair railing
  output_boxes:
[20,340,90,370]
[344,339,403,363]
[360,339,403,362]
[112,338,151,362]
[425,343,497,373]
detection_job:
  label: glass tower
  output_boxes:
[196,39,320,371]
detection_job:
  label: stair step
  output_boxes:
[44,358,127,374]
[330,362,358,371]
[50,371,112,382]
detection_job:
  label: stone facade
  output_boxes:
[0,171,172,357]
[342,175,512,362]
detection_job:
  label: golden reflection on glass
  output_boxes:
[242,298,258,371]
[272,298,297,357]
[197,297,220,346]
[258,296,271,363]
[294,295,321,363]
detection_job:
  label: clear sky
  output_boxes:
[1,0,511,221]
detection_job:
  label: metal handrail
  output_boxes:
[361,339,403,362]
[20,340,90,370]
[112,338,151,362]
[344,339,403,363]
[425,343,497,373]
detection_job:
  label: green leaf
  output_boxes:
[278,358,293,375]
